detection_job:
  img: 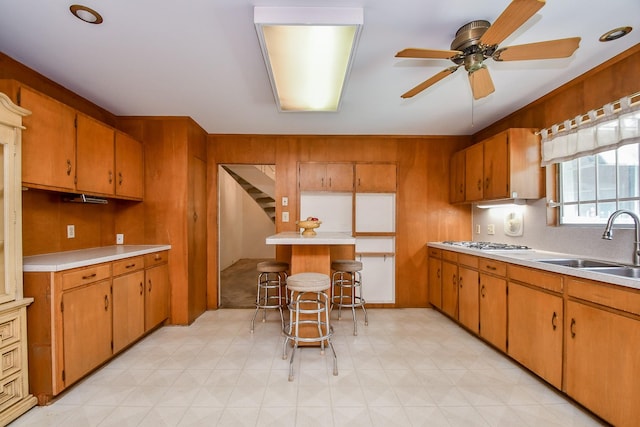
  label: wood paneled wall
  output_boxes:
[474,44,640,141]
[207,135,472,307]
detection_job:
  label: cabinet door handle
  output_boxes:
[485,177,490,190]
[477,179,482,191]
[139,282,144,295]
[104,295,109,311]
[452,274,456,287]
[82,273,97,280]
[328,177,332,188]
[118,172,123,186]
[459,276,463,288]
[480,284,486,298]
[321,177,324,187]
[570,318,576,338]
[436,268,440,279]
[109,171,113,184]
[66,159,72,176]
[459,184,463,194]
[148,279,152,292]
[551,311,558,330]
[193,212,198,221]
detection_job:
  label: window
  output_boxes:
[559,143,640,224]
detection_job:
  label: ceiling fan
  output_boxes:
[395,0,581,100]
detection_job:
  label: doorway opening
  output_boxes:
[218,164,276,308]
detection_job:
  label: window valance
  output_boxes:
[540,92,640,166]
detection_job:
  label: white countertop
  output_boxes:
[23,245,172,272]
[266,232,355,245]
[428,242,640,291]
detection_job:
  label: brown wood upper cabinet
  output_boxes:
[454,128,543,203]
[355,163,396,192]
[298,162,353,191]
[449,150,465,203]
[0,80,144,200]
[115,131,144,199]
[15,86,77,192]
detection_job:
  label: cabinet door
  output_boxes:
[113,270,145,353]
[145,263,169,331]
[355,163,396,192]
[76,113,115,195]
[327,163,354,191]
[479,273,507,351]
[62,280,112,387]
[565,300,640,426]
[299,163,327,191]
[458,266,479,334]
[19,87,76,191]
[115,132,144,200]
[483,131,509,199]
[449,150,465,203]
[441,261,458,319]
[428,256,442,309]
[464,144,483,201]
[508,283,563,388]
[359,254,394,303]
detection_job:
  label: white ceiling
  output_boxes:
[0,0,638,136]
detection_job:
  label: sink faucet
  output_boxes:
[602,209,640,266]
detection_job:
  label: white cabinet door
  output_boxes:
[300,192,352,233]
[356,237,395,303]
[355,193,395,232]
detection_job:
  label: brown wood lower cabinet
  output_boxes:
[441,258,458,319]
[427,249,442,309]
[478,260,507,352]
[24,250,170,405]
[458,266,479,334]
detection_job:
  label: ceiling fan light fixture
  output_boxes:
[254,7,363,112]
[69,5,103,24]
[599,26,632,42]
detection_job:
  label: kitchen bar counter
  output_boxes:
[23,245,172,272]
[428,242,640,290]
[266,231,355,245]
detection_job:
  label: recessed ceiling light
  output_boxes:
[70,5,103,24]
[599,26,632,42]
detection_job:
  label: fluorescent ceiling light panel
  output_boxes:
[254,7,363,112]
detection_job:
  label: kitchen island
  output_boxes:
[266,231,355,275]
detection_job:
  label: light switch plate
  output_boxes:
[487,224,495,235]
[282,211,289,222]
[282,196,288,207]
[67,224,75,239]
[116,234,124,244]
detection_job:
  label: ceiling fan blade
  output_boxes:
[480,0,545,47]
[493,37,581,61]
[468,67,495,100]
[395,48,462,59]
[401,66,459,98]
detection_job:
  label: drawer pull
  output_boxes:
[551,311,558,330]
[485,265,497,271]
[125,263,137,269]
[82,273,97,280]
[154,254,162,261]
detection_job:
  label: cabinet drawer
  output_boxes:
[458,254,478,269]
[113,256,144,276]
[442,250,457,262]
[0,310,21,349]
[508,265,563,293]
[428,247,441,259]
[145,251,168,268]
[479,259,506,277]
[62,264,111,291]
[0,342,21,379]
[0,371,24,413]
[567,278,640,316]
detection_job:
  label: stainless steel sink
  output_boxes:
[536,258,622,268]
[582,266,640,278]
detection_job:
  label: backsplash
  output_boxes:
[472,198,636,265]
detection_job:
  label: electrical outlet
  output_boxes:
[116,234,124,244]
[282,211,289,222]
[487,224,495,235]
[67,224,75,239]
[475,224,481,234]
[282,196,288,207]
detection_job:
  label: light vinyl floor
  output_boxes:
[11,308,605,427]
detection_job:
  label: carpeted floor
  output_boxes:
[219,258,269,308]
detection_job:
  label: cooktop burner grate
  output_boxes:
[442,241,532,250]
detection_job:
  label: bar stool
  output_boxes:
[282,272,338,382]
[250,260,288,333]
[331,259,368,336]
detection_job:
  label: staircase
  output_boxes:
[221,165,276,223]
